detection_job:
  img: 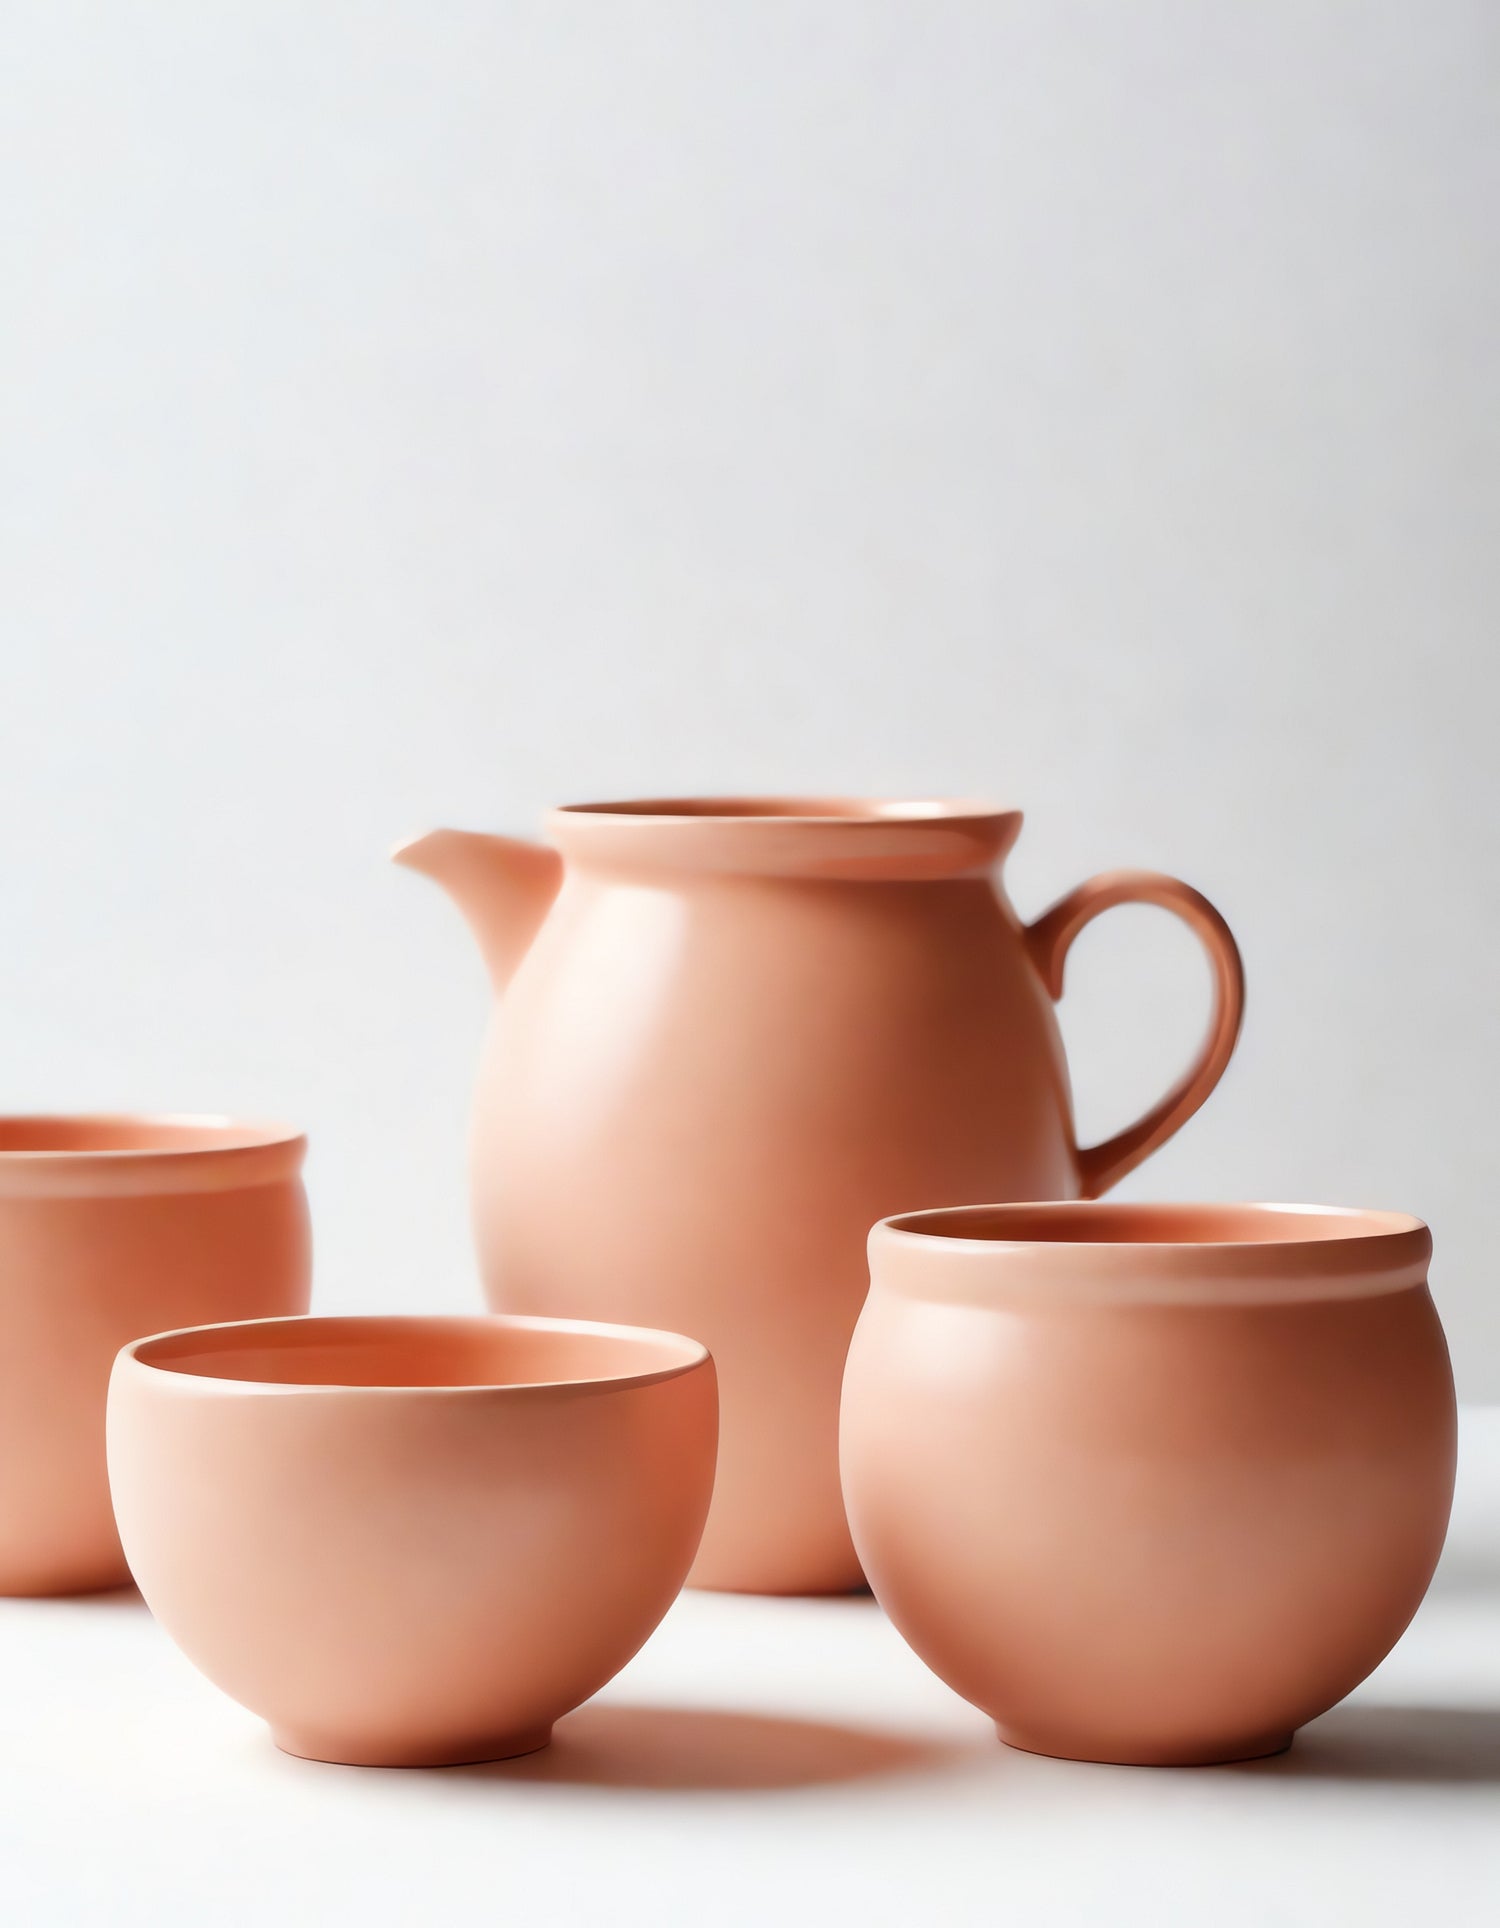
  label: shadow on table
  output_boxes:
[0,1581,143,1612]
[1235,1704,1500,1785]
[74,1582,143,1610]
[456,1702,970,1792]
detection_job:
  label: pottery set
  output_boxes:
[0,796,1459,1771]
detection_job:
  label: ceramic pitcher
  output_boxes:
[395,797,1244,1594]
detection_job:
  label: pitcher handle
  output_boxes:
[1025,869,1245,1199]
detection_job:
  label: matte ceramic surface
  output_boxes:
[395,798,1244,1594]
[0,1115,310,1595]
[107,1313,718,1767]
[841,1203,1457,1766]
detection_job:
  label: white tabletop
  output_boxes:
[3,1412,1497,1927]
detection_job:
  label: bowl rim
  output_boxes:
[116,1311,713,1398]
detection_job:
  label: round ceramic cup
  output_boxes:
[107,1312,718,1767]
[840,1202,1456,1767]
[0,1114,310,1595]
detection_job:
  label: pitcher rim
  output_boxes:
[553,795,1013,823]
[547,797,1022,879]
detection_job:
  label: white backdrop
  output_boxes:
[3,3,1496,1394]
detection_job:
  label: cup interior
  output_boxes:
[127,1314,707,1392]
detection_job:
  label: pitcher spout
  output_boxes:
[392,828,562,991]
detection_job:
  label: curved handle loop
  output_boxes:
[1025,869,1245,1200]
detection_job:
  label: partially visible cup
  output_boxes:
[107,1312,718,1766]
[841,1201,1456,1766]
[0,1114,310,1594]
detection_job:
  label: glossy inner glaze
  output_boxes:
[129,1316,706,1391]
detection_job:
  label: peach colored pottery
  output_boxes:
[0,1115,310,1596]
[107,1313,717,1767]
[841,1202,1457,1766]
[395,798,1244,1595]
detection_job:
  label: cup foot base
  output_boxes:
[995,1723,1295,1768]
[272,1724,554,1769]
[688,1575,869,1598]
[0,1563,133,1599]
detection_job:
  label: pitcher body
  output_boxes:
[397,799,1244,1595]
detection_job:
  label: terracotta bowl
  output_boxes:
[0,1114,310,1595]
[107,1313,718,1767]
[840,1202,1456,1767]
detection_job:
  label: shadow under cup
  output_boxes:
[0,1114,310,1596]
[840,1202,1458,1767]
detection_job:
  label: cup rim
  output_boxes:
[117,1312,713,1399]
[870,1202,1433,1304]
[878,1201,1427,1250]
[0,1113,306,1197]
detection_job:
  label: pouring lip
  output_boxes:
[548,797,1022,879]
